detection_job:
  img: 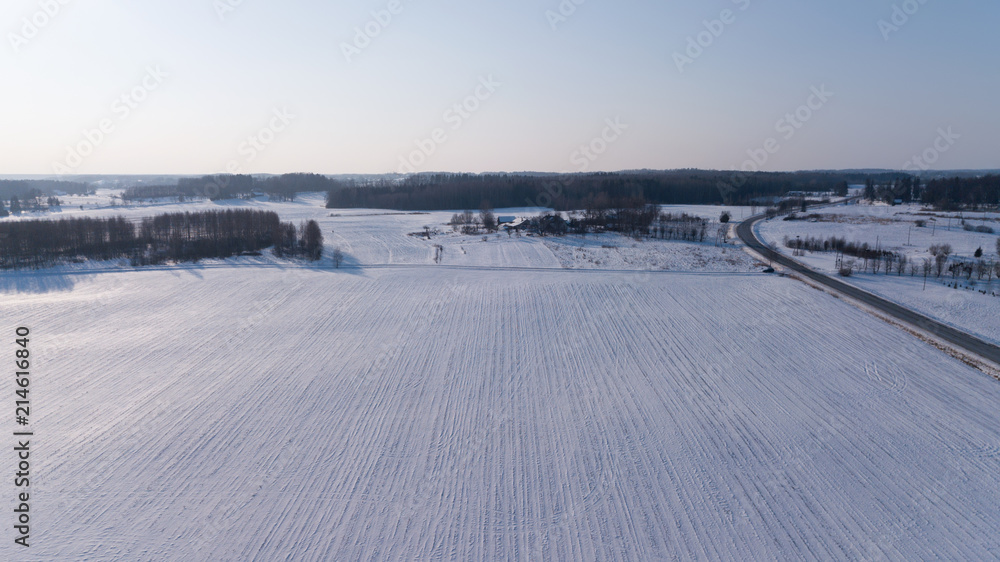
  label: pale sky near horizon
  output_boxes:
[2,0,997,176]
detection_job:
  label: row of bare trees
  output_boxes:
[448,206,498,235]
[785,235,1000,283]
[0,210,323,269]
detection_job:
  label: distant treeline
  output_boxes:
[0,180,90,201]
[1,194,62,217]
[120,184,185,200]
[0,210,322,269]
[324,171,860,211]
[115,170,924,211]
[920,175,1000,210]
[123,173,340,202]
[863,176,922,204]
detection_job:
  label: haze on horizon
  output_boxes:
[2,0,997,176]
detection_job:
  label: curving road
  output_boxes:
[737,214,1000,367]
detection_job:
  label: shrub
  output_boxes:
[963,223,994,234]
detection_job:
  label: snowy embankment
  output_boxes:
[757,202,1000,345]
[1,267,999,560]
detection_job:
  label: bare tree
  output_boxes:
[480,204,496,233]
[301,220,323,261]
[716,225,729,245]
[975,260,988,281]
[931,245,950,277]
[839,260,855,277]
[332,247,344,268]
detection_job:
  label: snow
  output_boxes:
[2,194,755,273]
[542,235,755,271]
[757,202,1000,345]
[2,195,1000,559]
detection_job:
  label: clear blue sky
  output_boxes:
[2,0,997,175]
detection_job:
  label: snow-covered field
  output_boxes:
[4,193,755,272]
[2,195,1000,560]
[758,202,1000,345]
[3,266,1000,560]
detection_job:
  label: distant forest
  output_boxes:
[921,175,1000,209]
[0,179,89,216]
[323,171,865,211]
[0,180,90,200]
[123,173,339,202]
[5,171,996,216]
[0,210,322,269]
[862,175,1000,209]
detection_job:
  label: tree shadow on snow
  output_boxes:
[263,251,367,277]
[0,271,76,294]
[325,251,366,276]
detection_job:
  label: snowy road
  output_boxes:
[738,214,1000,367]
[2,267,999,560]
